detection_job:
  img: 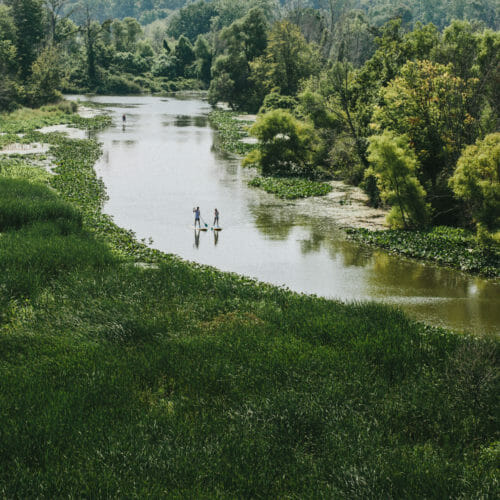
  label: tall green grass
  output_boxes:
[0,178,82,231]
[0,121,498,497]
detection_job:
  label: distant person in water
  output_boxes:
[122,114,126,123]
[193,206,201,228]
[213,208,219,227]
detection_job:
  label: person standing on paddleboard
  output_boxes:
[193,206,201,228]
[213,208,219,228]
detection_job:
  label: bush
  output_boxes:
[98,74,143,95]
[329,135,364,185]
[55,100,78,114]
[244,109,320,177]
[259,92,299,114]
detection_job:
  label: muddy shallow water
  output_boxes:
[72,95,499,336]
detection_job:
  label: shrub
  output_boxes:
[244,109,320,177]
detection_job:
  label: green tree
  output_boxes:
[6,0,46,79]
[43,0,74,43]
[373,60,479,192]
[244,109,320,177]
[174,35,195,77]
[367,131,430,229]
[81,4,112,87]
[0,4,20,110]
[27,45,63,106]
[193,35,212,84]
[250,20,321,96]
[111,17,142,52]
[449,133,500,239]
[167,0,217,42]
[208,7,268,110]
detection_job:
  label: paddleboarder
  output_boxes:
[213,208,220,228]
[193,206,201,229]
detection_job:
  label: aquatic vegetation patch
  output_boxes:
[249,176,332,199]
[208,109,256,155]
[347,226,500,277]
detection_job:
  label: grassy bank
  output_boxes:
[0,114,498,497]
[347,227,500,278]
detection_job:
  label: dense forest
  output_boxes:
[0,0,499,240]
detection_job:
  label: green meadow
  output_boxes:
[0,112,498,497]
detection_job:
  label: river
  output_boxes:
[74,95,499,336]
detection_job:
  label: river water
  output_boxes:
[75,95,499,336]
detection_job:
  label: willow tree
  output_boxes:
[367,131,430,229]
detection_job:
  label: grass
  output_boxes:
[249,175,333,199]
[347,226,500,277]
[0,177,81,231]
[208,109,256,155]
[0,104,111,135]
[0,115,498,497]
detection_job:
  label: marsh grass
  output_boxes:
[0,115,498,497]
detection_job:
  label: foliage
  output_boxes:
[250,20,322,97]
[249,175,332,199]
[208,109,256,155]
[449,133,500,238]
[372,58,481,224]
[6,0,45,79]
[367,131,430,229]
[259,91,299,114]
[244,109,319,177]
[0,104,111,134]
[209,7,269,111]
[347,226,500,277]
[167,0,217,42]
[0,177,81,231]
[26,46,63,107]
[193,35,212,84]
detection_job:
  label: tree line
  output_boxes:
[0,0,498,239]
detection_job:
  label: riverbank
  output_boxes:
[210,109,499,276]
[0,104,498,497]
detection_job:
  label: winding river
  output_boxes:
[75,95,499,336]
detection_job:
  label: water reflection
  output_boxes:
[214,230,219,246]
[174,115,194,127]
[250,204,295,240]
[194,229,200,249]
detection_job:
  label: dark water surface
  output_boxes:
[75,95,499,335]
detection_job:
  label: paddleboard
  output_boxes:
[191,226,208,231]
[213,227,222,231]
